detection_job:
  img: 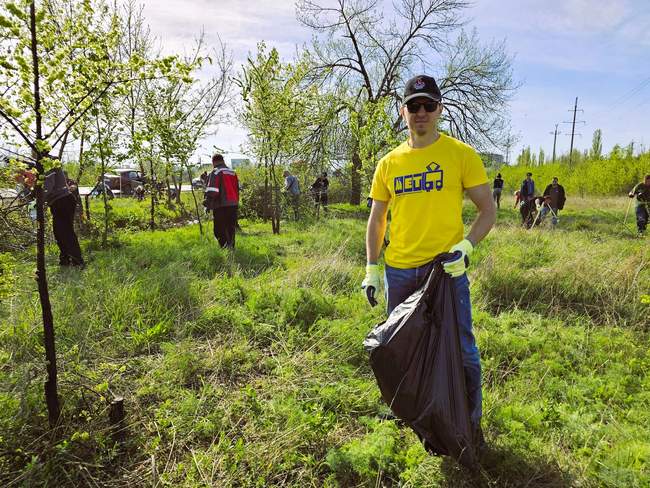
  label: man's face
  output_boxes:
[552,178,558,186]
[645,176,650,186]
[526,175,532,181]
[401,97,442,137]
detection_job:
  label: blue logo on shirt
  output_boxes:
[394,163,443,196]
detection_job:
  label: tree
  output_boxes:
[237,43,315,234]
[0,0,186,427]
[590,129,602,160]
[296,0,517,204]
[517,146,531,166]
[142,34,232,233]
[538,147,545,166]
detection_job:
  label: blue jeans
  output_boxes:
[384,262,482,425]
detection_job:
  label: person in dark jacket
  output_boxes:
[540,177,566,226]
[309,172,330,211]
[519,172,536,228]
[204,154,239,248]
[492,173,504,209]
[629,174,650,236]
[44,163,84,267]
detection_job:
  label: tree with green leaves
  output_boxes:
[237,43,318,234]
[141,34,232,233]
[0,0,187,427]
[591,129,603,160]
[296,0,517,204]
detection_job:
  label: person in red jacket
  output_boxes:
[204,154,239,248]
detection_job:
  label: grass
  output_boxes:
[0,196,648,487]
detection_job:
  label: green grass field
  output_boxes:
[0,196,648,487]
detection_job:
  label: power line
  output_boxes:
[590,76,650,121]
[549,124,561,163]
[563,97,585,165]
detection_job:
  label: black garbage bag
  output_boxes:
[363,252,477,467]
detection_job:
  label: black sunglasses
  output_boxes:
[406,100,439,113]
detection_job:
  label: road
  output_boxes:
[1,184,198,199]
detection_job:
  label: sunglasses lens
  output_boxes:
[406,101,438,113]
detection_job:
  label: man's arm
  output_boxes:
[366,199,389,264]
[465,183,497,246]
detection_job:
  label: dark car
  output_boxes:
[104,168,144,196]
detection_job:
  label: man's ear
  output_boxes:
[437,102,444,114]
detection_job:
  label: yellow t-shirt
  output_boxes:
[369,134,488,269]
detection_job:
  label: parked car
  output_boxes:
[103,169,144,196]
[191,177,205,189]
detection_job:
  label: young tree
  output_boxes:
[0,0,186,427]
[142,34,232,232]
[591,129,603,160]
[237,43,314,234]
[517,146,531,166]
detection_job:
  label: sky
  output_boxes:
[136,0,650,164]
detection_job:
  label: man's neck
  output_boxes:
[408,129,440,149]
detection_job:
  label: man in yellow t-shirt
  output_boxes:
[361,74,496,440]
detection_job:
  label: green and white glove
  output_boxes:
[443,238,474,277]
[361,263,381,307]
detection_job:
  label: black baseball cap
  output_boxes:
[403,75,442,104]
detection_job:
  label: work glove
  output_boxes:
[442,238,473,278]
[361,263,381,307]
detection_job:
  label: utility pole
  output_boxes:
[503,132,518,165]
[549,124,561,163]
[563,97,585,165]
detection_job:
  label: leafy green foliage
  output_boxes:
[494,151,649,197]
[1,200,649,486]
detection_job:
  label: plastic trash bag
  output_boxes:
[363,252,477,467]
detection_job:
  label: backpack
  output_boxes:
[204,167,239,210]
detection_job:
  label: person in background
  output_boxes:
[283,169,301,220]
[44,160,85,267]
[540,177,566,226]
[628,174,650,236]
[492,173,504,209]
[309,171,330,212]
[204,154,239,248]
[519,172,536,228]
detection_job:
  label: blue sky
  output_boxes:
[139,0,650,164]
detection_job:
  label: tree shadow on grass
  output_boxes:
[439,443,573,488]
[232,243,282,277]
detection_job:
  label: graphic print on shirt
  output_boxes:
[394,162,443,196]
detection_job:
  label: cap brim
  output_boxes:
[403,93,441,104]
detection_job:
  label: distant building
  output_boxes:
[480,152,505,168]
[230,158,251,169]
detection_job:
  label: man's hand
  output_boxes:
[361,264,381,307]
[443,239,474,277]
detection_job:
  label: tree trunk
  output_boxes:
[75,128,86,183]
[350,150,362,205]
[149,154,156,231]
[30,1,60,428]
[57,128,70,160]
[96,117,109,247]
[272,186,280,234]
[184,160,203,236]
[174,167,183,205]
